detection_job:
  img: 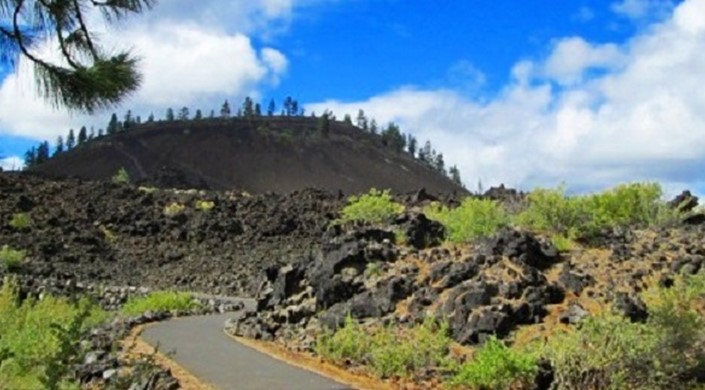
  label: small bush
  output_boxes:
[543,273,705,389]
[449,336,538,390]
[551,234,575,252]
[120,291,199,316]
[425,198,509,243]
[112,167,130,184]
[339,188,404,224]
[315,315,371,365]
[195,199,215,211]
[8,213,31,230]
[163,202,186,216]
[0,245,25,271]
[315,316,452,379]
[516,182,672,240]
[0,276,108,389]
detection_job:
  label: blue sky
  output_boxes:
[2,0,704,196]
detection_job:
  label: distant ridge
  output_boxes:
[30,117,468,195]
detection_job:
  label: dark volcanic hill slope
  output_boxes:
[31,117,467,194]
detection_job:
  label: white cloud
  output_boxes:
[0,156,23,171]
[611,0,675,20]
[308,0,705,195]
[542,37,624,85]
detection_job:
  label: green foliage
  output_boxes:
[449,336,538,390]
[516,182,672,241]
[112,167,131,184]
[195,200,215,211]
[8,213,31,230]
[364,262,384,279]
[425,198,509,243]
[542,272,705,390]
[0,245,25,271]
[339,188,405,224]
[120,291,199,316]
[315,315,371,365]
[316,316,452,379]
[551,234,575,252]
[0,277,108,389]
[163,202,186,216]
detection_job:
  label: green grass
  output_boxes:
[338,188,404,224]
[0,245,25,271]
[449,336,538,390]
[8,213,31,230]
[0,276,108,389]
[425,198,509,243]
[120,291,199,316]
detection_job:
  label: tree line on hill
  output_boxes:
[23,96,464,187]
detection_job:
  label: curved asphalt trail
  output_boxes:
[141,313,352,390]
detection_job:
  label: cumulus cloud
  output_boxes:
[308,0,705,195]
[0,2,290,141]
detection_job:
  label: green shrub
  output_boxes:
[551,234,575,252]
[0,245,25,271]
[315,315,371,365]
[516,182,672,240]
[163,202,186,216]
[449,336,538,390]
[112,167,130,184]
[120,291,199,316]
[8,213,31,230]
[339,188,404,224]
[0,276,108,389]
[542,273,705,390]
[425,198,509,243]
[369,317,452,378]
[316,316,452,379]
[195,199,215,211]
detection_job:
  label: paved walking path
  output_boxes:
[141,313,352,390]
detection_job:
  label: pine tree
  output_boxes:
[318,111,331,137]
[107,113,119,135]
[1,0,156,112]
[434,153,446,175]
[66,129,76,150]
[54,136,64,156]
[24,147,37,168]
[407,134,417,157]
[220,100,231,119]
[291,99,299,116]
[370,119,378,135]
[418,141,432,163]
[178,106,189,120]
[98,128,104,137]
[343,114,353,125]
[166,108,175,121]
[123,110,133,130]
[77,126,87,145]
[147,113,155,123]
[254,103,262,117]
[356,109,368,131]
[194,109,203,120]
[242,97,254,118]
[209,110,215,119]
[448,165,462,186]
[381,122,406,152]
[283,97,293,116]
[36,141,50,163]
[267,99,276,116]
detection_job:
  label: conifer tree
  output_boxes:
[356,109,368,131]
[123,110,133,130]
[220,100,231,118]
[178,106,189,120]
[318,111,331,137]
[66,129,76,150]
[147,113,155,123]
[107,113,119,135]
[407,134,417,157]
[254,103,262,117]
[242,97,254,118]
[0,0,156,112]
[194,109,203,120]
[267,99,276,116]
[24,147,36,168]
[54,136,64,156]
[77,126,87,145]
[343,114,352,125]
[36,141,50,163]
[448,165,462,186]
[370,119,378,135]
[166,108,175,121]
